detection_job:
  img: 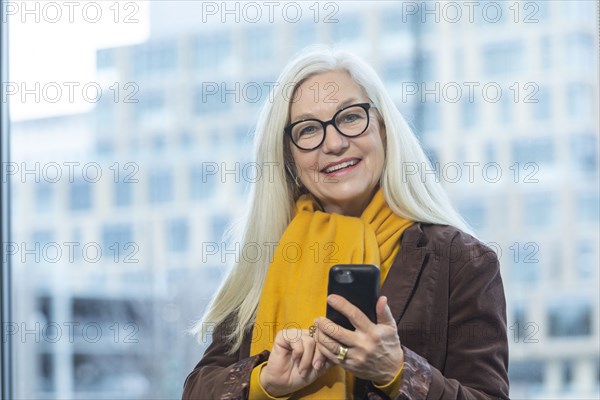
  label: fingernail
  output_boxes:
[314,361,322,370]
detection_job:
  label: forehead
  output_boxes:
[289,70,366,118]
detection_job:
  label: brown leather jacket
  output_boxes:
[182,223,510,399]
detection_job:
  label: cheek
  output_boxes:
[291,150,317,176]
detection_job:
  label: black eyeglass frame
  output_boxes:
[284,102,373,151]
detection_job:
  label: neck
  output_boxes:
[322,187,379,217]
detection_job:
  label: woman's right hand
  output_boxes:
[259,328,333,397]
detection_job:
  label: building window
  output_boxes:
[148,168,174,204]
[565,33,595,73]
[94,95,116,132]
[533,86,551,121]
[193,33,230,69]
[234,125,252,148]
[69,180,93,211]
[180,131,194,149]
[133,41,177,76]
[454,49,464,80]
[540,36,552,70]
[245,27,274,63]
[512,137,554,165]
[523,193,555,228]
[459,201,486,231]
[498,92,512,126]
[417,52,435,83]
[71,228,83,263]
[31,230,54,248]
[211,215,230,241]
[195,86,232,115]
[152,134,166,152]
[190,164,216,200]
[39,353,54,392]
[570,134,598,175]
[96,48,114,70]
[421,101,442,134]
[509,360,544,385]
[101,223,134,256]
[114,181,133,207]
[576,241,595,280]
[510,305,528,343]
[96,140,114,156]
[135,91,165,123]
[166,218,189,253]
[548,300,592,337]
[35,182,53,214]
[381,59,413,84]
[567,83,593,121]
[482,41,524,76]
[293,22,318,51]
[462,99,478,129]
[510,256,539,284]
[382,7,409,35]
[484,142,496,164]
[30,230,55,265]
[576,192,600,222]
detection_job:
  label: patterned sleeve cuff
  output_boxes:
[396,346,432,399]
[220,350,271,400]
[365,346,432,400]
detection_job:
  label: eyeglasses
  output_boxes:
[284,103,372,151]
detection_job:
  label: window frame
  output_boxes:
[1,0,13,397]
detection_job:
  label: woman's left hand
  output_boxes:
[312,295,404,385]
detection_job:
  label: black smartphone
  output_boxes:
[326,264,380,331]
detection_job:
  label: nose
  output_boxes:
[321,123,349,154]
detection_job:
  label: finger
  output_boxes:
[312,341,328,370]
[315,339,341,365]
[284,329,304,365]
[314,316,353,348]
[376,296,397,328]
[327,294,373,331]
[298,336,315,375]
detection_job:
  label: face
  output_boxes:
[287,70,386,217]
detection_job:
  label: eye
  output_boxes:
[341,113,361,123]
[294,122,321,138]
[299,125,317,135]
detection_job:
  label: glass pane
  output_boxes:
[6,1,599,399]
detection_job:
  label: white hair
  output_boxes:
[191,45,474,354]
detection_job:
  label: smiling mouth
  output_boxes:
[321,159,360,174]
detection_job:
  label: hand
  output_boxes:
[259,328,334,397]
[312,295,404,385]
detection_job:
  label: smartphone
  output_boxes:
[326,264,380,331]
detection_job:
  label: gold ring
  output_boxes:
[308,325,317,338]
[336,345,348,362]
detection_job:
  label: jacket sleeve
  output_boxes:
[367,234,510,400]
[182,319,270,400]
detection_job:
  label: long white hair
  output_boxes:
[191,45,473,353]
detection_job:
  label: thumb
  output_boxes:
[376,296,396,327]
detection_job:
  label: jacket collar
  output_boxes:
[381,222,429,323]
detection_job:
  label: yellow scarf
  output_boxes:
[250,188,414,398]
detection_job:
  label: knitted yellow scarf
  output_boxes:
[250,188,413,398]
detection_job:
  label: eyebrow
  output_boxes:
[291,97,363,122]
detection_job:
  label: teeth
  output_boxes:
[324,160,359,173]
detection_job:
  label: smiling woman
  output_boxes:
[286,71,386,218]
[183,46,509,399]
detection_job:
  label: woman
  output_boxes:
[183,46,509,399]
